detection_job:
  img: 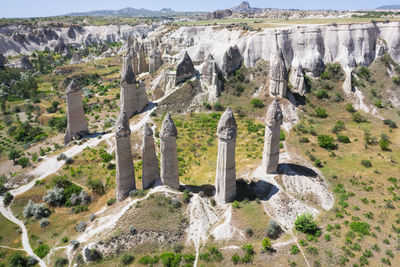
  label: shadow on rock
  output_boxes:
[236,178,279,202]
[278,163,318,178]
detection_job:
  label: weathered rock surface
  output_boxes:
[160,114,180,189]
[64,79,88,144]
[262,99,283,173]
[289,63,306,95]
[221,45,242,76]
[137,43,148,74]
[149,49,162,73]
[215,107,238,203]
[0,53,6,69]
[175,51,196,85]
[142,123,159,189]
[20,55,33,70]
[269,50,288,97]
[120,56,149,117]
[376,38,387,58]
[115,112,136,201]
[201,54,221,103]
[70,53,82,65]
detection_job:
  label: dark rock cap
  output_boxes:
[217,107,237,140]
[142,123,154,136]
[66,79,82,94]
[121,59,136,85]
[265,99,283,127]
[160,113,177,138]
[116,111,131,138]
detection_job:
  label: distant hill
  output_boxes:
[376,5,400,10]
[230,1,264,13]
[65,7,204,17]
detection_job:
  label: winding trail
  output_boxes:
[0,109,154,267]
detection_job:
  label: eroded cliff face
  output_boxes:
[159,22,400,78]
[0,24,153,55]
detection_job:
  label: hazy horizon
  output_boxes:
[1,0,399,18]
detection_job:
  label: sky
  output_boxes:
[0,0,398,18]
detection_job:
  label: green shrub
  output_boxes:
[352,112,367,123]
[250,98,264,108]
[374,100,383,108]
[139,255,159,265]
[17,157,30,168]
[3,192,13,206]
[379,134,390,151]
[280,129,285,141]
[345,103,356,113]
[315,89,329,99]
[54,257,68,267]
[320,63,343,81]
[107,198,116,206]
[337,135,350,143]
[291,245,300,255]
[265,219,282,239]
[332,120,345,133]
[120,254,135,265]
[295,214,318,235]
[199,246,223,262]
[213,102,224,111]
[34,244,50,258]
[232,200,240,209]
[299,136,309,143]
[317,134,337,150]
[383,119,397,128]
[262,238,272,251]
[392,76,400,85]
[231,253,240,265]
[350,222,370,236]
[361,160,372,168]
[87,179,105,195]
[315,107,328,118]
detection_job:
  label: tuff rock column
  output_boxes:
[215,107,238,203]
[269,49,288,97]
[175,51,196,85]
[120,56,138,118]
[138,43,148,74]
[149,49,162,73]
[262,99,283,174]
[64,79,89,144]
[142,123,160,189]
[201,54,221,103]
[160,114,180,189]
[115,111,136,201]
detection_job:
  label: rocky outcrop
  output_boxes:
[115,111,136,201]
[137,43,148,74]
[149,49,162,73]
[376,38,387,58]
[20,55,33,70]
[175,51,196,85]
[160,114,180,189]
[64,79,89,144]
[289,63,306,95]
[120,56,149,118]
[262,99,283,173]
[269,50,288,97]
[207,9,233,19]
[201,54,221,103]
[141,123,160,189]
[70,53,82,65]
[0,53,6,69]
[215,107,238,203]
[221,46,242,76]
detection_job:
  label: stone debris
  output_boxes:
[262,99,283,173]
[64,79,89,144]
[201,54,221,103]
[160,114,180,189]
[269,49,288,97]
[142,123,160,189]
[175,51,196,85]
[115,111,136,201]
[215,107,238,203]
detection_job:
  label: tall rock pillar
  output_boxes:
[262,99,283,174]
[269,50,288,97]
[149,49,162,73]
[115,112,136,201]
[120,56,138,118]
[160,114,180,189]
[142,123,160,189]
[215,107,238,203]
[64,79,88,144]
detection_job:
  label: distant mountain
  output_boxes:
[230,1,264,13]
[65,7,204,17]
[376,5,400,10]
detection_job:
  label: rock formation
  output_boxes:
[149,49,162,73]
[289,64,306,95]
[160,114,180,189]
[201,54,221,103]
[137,43,148,74]
[269,50,288,97]
[64,79,89,144]
[115,111,136,201]
[375,38,387,58]
[20,55,33,70]
[215,107,238,203]
[175,51,196,85]
[221,45,242,76]
[70,53,82,64]
[141,123,160,189]
[120,56,149,118]
[0,53,6,69]
[262,99,283,174]
[207,9,233,19]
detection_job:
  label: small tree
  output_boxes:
[317,134,337,150]
[8,149,21,165]
[262,238,272,251]
[295,213,318,235]
[379,134,390,151]
[250,98,264,108]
